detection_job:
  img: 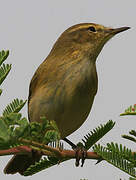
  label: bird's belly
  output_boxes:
[29,85,96,139]
[57,94,95,138]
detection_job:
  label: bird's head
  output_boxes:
[50,23,130,61]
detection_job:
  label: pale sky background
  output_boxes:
[0,0,135,179]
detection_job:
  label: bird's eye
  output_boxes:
[88,26,96,32]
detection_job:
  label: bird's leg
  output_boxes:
[63,138,87,167]
[63,137,77,149]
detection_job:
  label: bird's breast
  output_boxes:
[54,60,98,138]
[29,59,98,138]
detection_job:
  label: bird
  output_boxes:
[4,23,130,175]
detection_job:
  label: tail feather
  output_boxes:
[4,152,41,175]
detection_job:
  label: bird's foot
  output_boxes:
[63,138,87,167]
[74,142,87,167]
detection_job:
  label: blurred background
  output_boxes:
[0,0,135,179]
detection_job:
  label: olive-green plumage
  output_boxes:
[4,23,130,174]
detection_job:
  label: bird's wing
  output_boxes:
[28,71,38,105]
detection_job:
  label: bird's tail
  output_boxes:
[4,151,41,175]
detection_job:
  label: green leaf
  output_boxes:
[2,99,27,116]
[0,89,2,95]
[130,130,136,137]
[40,117,61,144]
[93,144,136,178]
[0,63,11,85]
[0,50,9,66]
[43,125,60,144]
[0,113,29,149]
[23,155,69,176]
[129,177,136,180]
[0,116,11,149]
[120,104,136,116]
[0,113,33,149]
[23,156,59,176]
[106,142,136,164]
[7,113,29,139]
[122,135,136,143]
[82,120,115,150]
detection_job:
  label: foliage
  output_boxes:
[0,50,11,93]
[93,104,136,179]
[120,104,136,116]
[23,120,116,176]
[0,64,11,86]
[2,98,27,116]
[93,143,136,178]
[0,50,9,66]
[23,156,60,176]
[0,113,28,149]
[0,113,61,150]
[120,104,136,179]
[82,120,115,150]
[122,130,136,144]
[129,177,136,180]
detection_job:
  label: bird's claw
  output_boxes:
[75,144,87,167]
[63,138,87,167]
[81,149,87,167]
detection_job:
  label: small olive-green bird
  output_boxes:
[4,23,130,174]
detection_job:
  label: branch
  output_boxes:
[0,146,32,156]
[0,142,100,161]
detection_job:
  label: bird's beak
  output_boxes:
[111,27,131,35]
